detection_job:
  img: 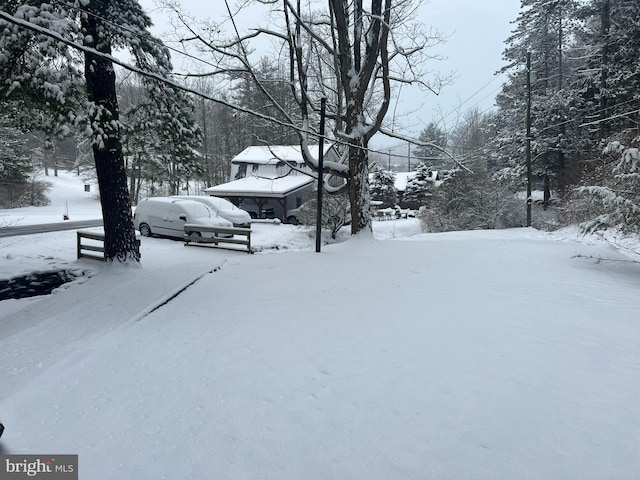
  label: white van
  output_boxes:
[170,195,251,228]
[134,197,233,239]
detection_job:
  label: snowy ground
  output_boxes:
[0,171,101,227]
[1,172,639,479]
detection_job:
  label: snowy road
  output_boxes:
[0,219,103,237]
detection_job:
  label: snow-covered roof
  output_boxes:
[390,170,440,191]
[394,172,416,191]
[232,145,333,165]
[204,175,314,198]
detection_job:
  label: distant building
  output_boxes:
[205,144,339,222]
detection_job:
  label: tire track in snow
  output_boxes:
[132,261,227,321]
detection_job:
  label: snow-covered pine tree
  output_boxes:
[495,0,581,205]
[413,122,448,170]
[0,120,41,208]
[0,0,200,262]
[581,140,640,233]
[120,77,202,198]
[402,162,435,208]
[576,0,640,140]
[573,1,640,233]
[370,167,397,207]
[0,1,85,141]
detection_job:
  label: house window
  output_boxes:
[235,164,247,179]
[252,164,259,173]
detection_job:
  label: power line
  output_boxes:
[8,4,636,169]
[434,71,508,124]
[0,6,438,166]
[0,8,300,133]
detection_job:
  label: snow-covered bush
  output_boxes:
[295,194,350,239]
[418,167,524,232]
[580,140,640,233]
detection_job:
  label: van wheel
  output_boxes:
[139,223,152,237]
[188,231,202,241]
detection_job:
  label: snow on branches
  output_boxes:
[581,140,640,233]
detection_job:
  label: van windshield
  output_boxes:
[183,202,211,218]
[207,197,236,211]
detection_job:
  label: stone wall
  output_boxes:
[0,269,90,301]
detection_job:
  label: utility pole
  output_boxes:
[526,52,532,227]
[201,96,210,188]
[315,98,326,253]
[407,142,411,172]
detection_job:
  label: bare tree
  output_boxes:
[165,0,442,234]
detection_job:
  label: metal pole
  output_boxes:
[316,97,326,253]
[526,52,532,227]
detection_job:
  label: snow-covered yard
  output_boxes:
[1,172,639,479]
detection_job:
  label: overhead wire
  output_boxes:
[4,3,637,165]
[434,71,508,124]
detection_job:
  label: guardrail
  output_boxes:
[183,224,252,254]
[77,230,140,261]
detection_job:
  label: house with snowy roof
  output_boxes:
[204,144,339,222]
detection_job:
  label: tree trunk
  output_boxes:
[599,0,611,139]
[543,174,551,210]
[128,154,135,203]
[82,1,140,262]
[348,142,372,234]
[43,141,50,176]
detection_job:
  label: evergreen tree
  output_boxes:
[0,121,38,207]
[121,77,202,197]
[0,0,199,261]
[496,0,581,205]
[370,167,397,207]
[232,58,299,147]
[403,162,435,208]
[576,0,640,140]
[414,122,448,169]
[581,140,640,233]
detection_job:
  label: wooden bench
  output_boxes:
[183,224,252,254]
[77,230,141,261]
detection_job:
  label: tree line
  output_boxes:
[397,0,639,234]
[0,0,638,260]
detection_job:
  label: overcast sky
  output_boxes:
[409,0,521,133]
[140,0,522,142]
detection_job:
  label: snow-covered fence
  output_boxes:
[77,230,141,261]
[183,224,252,254]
